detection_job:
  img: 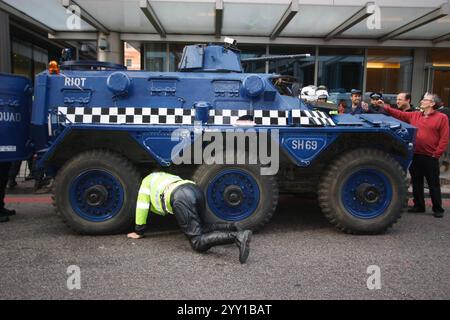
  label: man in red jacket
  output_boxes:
[380,93,449,218]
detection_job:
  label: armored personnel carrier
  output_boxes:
[0,40,416,235]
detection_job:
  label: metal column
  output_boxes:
[411,48,427,105]
[97,32,124,65]
[0,10,11,73]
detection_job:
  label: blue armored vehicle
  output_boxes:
[0,40,416,235]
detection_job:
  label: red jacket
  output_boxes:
[385,106,449,158]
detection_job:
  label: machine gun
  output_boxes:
[241,53,311,63]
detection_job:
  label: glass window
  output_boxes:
[427,48,450,66]
[268,46,315,88]
[240,45,267,73]
[12,39,33,79]
[432,70,450,108]
[144,43,166,72]
[427,49,450,107]
[318,47,364,93]
[12,40,50,81]
[366,48,413,96]
[33,45,48,75]
[169,43,188,72]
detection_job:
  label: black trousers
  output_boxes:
[8,161,21,181]
[170,183,235,252]
[409,154,443,212]
[170,183,205,238]
[0,162,12,210]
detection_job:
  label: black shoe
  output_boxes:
[1,208,16,216]
[0,215,9,223]
[433,207,444,218]
[408,206,425,213]
[235,230,252,264]
[433,207,444,213]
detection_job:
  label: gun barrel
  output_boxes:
[241,53,311,63]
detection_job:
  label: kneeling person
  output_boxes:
[127,172,252,263]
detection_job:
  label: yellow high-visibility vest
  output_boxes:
[135,172,194,225]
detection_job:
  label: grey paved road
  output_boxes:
[0,195,449,300]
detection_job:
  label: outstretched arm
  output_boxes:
[382,104,414,123]
[127,175,153,239]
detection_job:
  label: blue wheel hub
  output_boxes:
[341,169,392,219]
[207,169,260,221]
[69,170,124,222]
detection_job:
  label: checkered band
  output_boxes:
[57,107,195,125]
[207,109,249,125]
[57,107,335,127]
[207,109,288,126]
[254,110,288,125]
[291,109,336,126]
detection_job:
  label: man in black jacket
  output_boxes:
[396,92,415,112]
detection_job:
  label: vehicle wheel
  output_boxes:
[192,164,278,231]
[318,149,407,234]
[53,150,141,235]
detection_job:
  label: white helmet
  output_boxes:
[315,88,329,100]
[300,85,317,102]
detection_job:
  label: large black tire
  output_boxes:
[318,149,407,234]
[192,164,278,232]
[53,150,141,235]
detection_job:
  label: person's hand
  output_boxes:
[376,100,388,112]
[362,102,369,112]
[127,232,143,239]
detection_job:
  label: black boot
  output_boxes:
[190,230,252,264]
[234,230,252,264]
[190,232,236,253]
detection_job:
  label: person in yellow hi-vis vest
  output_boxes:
[127,172,252,264]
